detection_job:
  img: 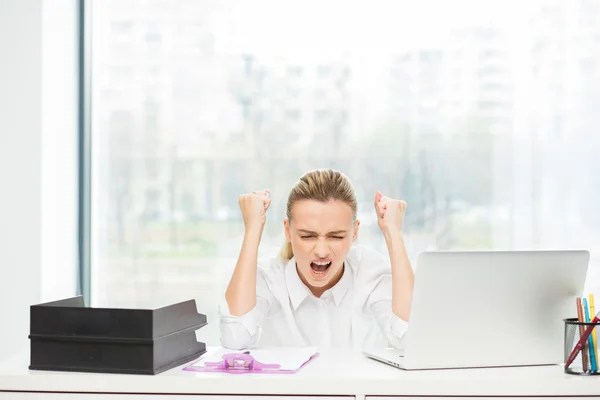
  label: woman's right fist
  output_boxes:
[238,189,271,229]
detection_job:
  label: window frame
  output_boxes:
[78,0,92,305]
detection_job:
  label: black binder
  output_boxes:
[29,296,207,375]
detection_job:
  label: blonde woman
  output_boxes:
[220,169,414,350]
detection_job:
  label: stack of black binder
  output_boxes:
[29,296,207,375]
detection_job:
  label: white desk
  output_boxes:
[0,348,598,399]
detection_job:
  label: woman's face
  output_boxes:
[284,199,359,296]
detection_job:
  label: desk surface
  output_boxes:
[0,348,598,396]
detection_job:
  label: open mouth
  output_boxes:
[310,261,332,277]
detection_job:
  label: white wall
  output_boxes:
[0,0,78,360]
[41,0,79,302]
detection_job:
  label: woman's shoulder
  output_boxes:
[346,245,392,308]
[256,255,288,283]
[346,245,392,280]
[347,245,390,267]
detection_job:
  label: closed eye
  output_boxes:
[300,235,345,239]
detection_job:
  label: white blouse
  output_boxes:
[218,246,409,351]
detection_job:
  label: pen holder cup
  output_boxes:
[564,318,600,375]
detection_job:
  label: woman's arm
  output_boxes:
[384,232,414,321]
[225,189,271,316]
[225,226,263,315]
[374,191,415,321]
[220,268,272,349]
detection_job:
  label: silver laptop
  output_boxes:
[363,250,589,370]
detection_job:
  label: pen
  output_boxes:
[577,298,589,372]
[565,311,600,370]
[590,294,599,367]
[583,298,597,372]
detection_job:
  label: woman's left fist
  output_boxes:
[374,191,407,237]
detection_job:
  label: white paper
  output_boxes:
[191,347,318,371]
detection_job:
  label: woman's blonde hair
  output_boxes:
[279,169,357,260]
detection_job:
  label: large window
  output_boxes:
[91,0,600,344]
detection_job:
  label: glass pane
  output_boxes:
[91,0,600,345]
